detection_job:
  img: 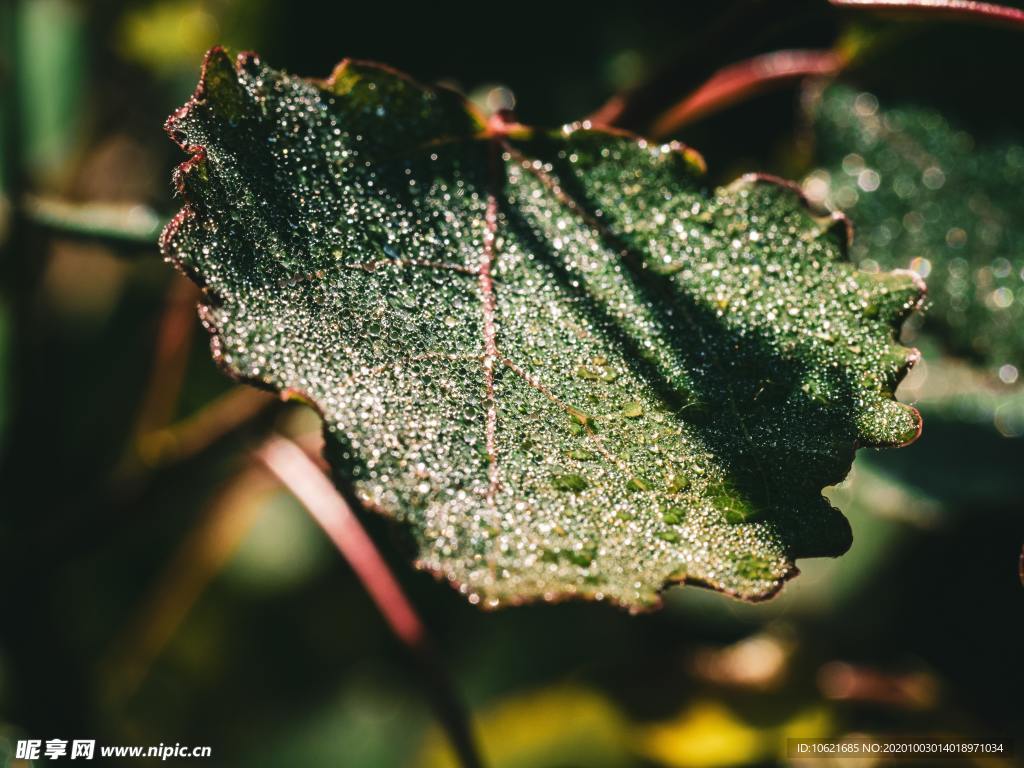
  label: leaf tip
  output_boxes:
[676,144,707,176]
[732,171,855,252]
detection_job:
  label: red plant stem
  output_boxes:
[140,386,277,467]
[649,49,844,137]
[594,0,1023,136]
[104,464,274,701]
[829,0,1024,28]
[133,275,200,439]
[587,94,630,130]
[584,0,829,131]
[480,184,500,506]
[257,436,421,644]
[1019,543,1023,587]
[255,435,486,768]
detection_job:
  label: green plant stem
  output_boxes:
[255,435,487,768]
[21,193,167,246]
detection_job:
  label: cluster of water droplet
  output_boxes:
[807,85,1024,378]
[163,52,922,609]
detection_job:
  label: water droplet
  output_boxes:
[621,401,643,418]
[551,473,588,492]
[666,474,690,494]
[626,476,650,492]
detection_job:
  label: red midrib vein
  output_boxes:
[480,188,500,505]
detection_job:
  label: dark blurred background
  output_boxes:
[1,1,1022,766]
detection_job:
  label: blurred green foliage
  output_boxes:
[13,0,85,182]
[810,84,1024,376]
[0,2,1021,767]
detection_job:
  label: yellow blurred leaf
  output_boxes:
[416,686,633,768]
[634,700,832,768]
[118,0,219,74]
[634,701,763,768]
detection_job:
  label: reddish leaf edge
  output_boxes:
[160,47,924,611]
[829,0,1024,28]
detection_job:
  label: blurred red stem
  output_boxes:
[649,49,844,137]
[133,275,199,438]
[829,0,1024,28]
[595,0,1023,137]
[255,436,486,768]
[584,0,827,131]
[140,386,277,467]
[257,435,421,644]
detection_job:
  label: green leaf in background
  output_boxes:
[807,83,1024,379]
[161,49,923,608]
[14,0,86,183]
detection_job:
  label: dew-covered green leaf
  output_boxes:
[807,83,1024,376]
[161,49,923,609]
